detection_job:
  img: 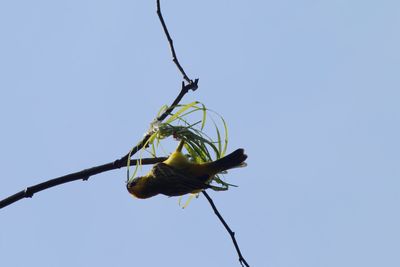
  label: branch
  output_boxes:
[0,157,167,209]
[202,191,251,267]
[0,82,195,210]
[156,0,196,85]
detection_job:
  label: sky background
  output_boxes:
[1,1,400,266]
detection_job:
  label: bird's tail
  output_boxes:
[207,149,247,174]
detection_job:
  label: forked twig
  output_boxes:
[203,191,250,267]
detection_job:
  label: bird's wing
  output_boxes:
[152,163,209,197]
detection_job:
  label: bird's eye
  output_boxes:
[127,180,136,188]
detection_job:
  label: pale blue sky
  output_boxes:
[1,1,400,266]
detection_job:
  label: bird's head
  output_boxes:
[126,176,158,199]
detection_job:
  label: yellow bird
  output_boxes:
[127,141,247,199]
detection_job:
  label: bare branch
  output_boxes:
[202,191,251,267]
[0,157,166,209]
[0,81,196,210]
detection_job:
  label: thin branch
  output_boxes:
[0,157,166,209]
[157,0,195,84]
[0,82,195,210]
[202,191,250,267]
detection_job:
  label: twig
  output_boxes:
[202,191,250,267]
[156,0,196,85]
[0,157,167,209]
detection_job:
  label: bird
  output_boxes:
[127,140,247,199]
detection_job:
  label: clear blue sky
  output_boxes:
[1,1,400,266]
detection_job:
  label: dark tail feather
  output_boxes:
[209,149,247,173]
